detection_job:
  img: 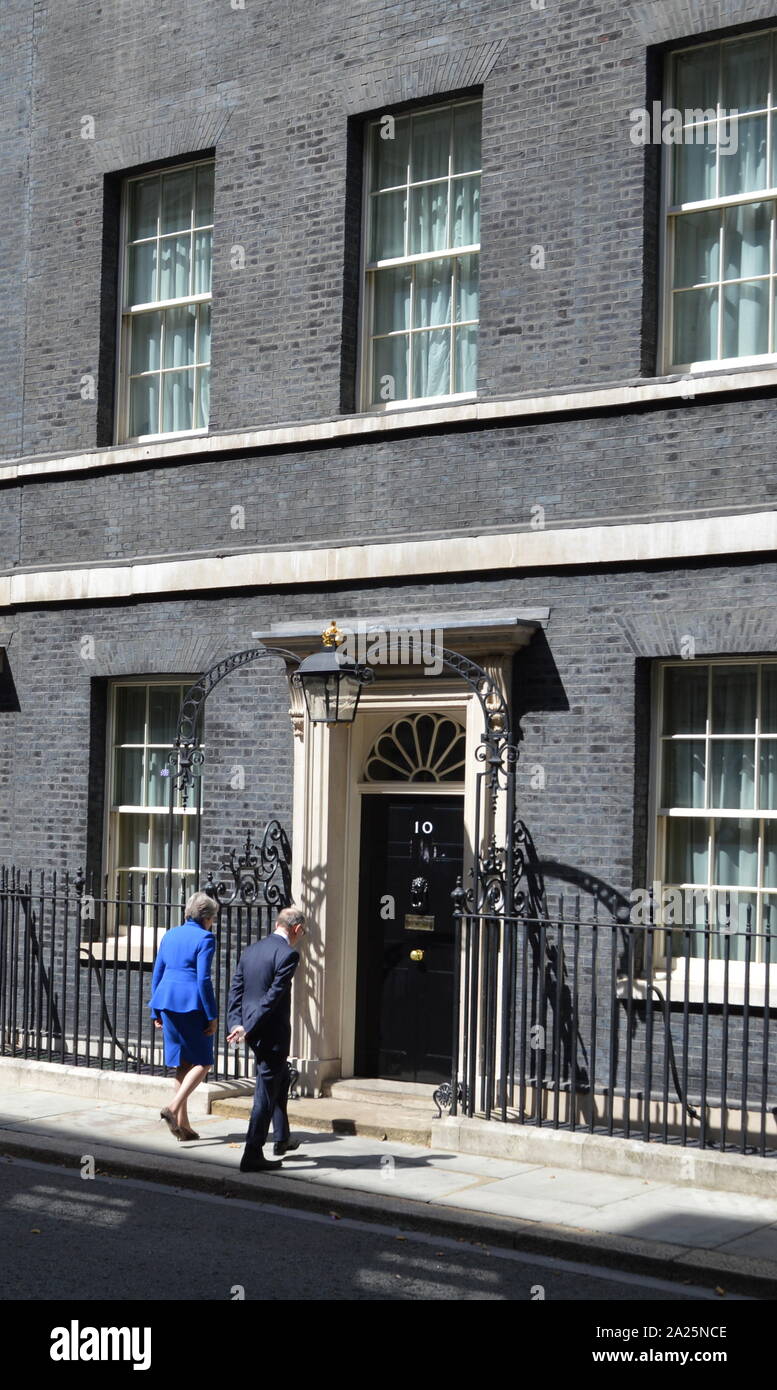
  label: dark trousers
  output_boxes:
[245,1050,290,1155]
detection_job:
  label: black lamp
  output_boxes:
[293,620,372,724]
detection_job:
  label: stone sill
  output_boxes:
[618,962,773,1009]
[2,364,777,485]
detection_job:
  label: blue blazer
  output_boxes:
[149,919,218,1021]
[227,931,299,1053]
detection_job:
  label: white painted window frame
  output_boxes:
[104,678,201,905]
[115,159,214,445]
[660,26,777,375]
[648,656,777,1003]
[358,97,482,413]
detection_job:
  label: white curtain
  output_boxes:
[162,372,193,432]
[371,191,406,260]
[193,230,212,295]
[452,175,479,247]
[410,184,447,255]
[413,329,450,397]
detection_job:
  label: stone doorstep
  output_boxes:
[211,1094,433,1146]
[324,1078,439,1113]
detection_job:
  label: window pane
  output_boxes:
[159,234,191,300]
[413,328,450,398]
[722,279,769,357]
[115,686,146,743]
[372,334,408,403]
[180,828,197,874]
[721,37,769,115]
[762,667,777,733]
[674,45,719,114]
[409,183,448,254]
[163,305,196,369]
[673,286,718,363]
[198,302,211,363]
[129,375,159,437]
[663,666,708,734]
[454,325,477,393]
[720,116,767,196]
[673,135,716,203]
[414,258,451,328]
[148,816,172,870]
[118,814,150,869]
[411,108,450,183]
[666,816,708,882]
[710,891,754,961]
[764,823,777,889]
[129,176,159,241]
[146,749,171,807]
[723,201,770,280]
[456,252,479,322]
[373,267,411,334]
[714,817,758,886]
[128,241,157,304]
[662,740,706,807]
[148,686,182,744]
[370,190,407,260]
[452,175,480,247]
[130,311,162,374]
[161,168,194,235]
[673,210,719,287]
[193,230,212,294]
[195,164,215,226]
[760,743,777,810]
[710,740,755,809]
[453,103,481,173]
[196,368,210,429]
[162,370,194,433]
[711,665,757,732]
[370,117,410,191]
[113,748,144,806]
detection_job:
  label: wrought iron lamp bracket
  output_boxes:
[169,645,301,807]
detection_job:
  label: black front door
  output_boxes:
[355,795,464,1084]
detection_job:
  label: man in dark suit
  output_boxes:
[226,906,306,1172]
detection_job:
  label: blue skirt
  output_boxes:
[160,1008,214,1067]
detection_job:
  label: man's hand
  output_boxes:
[153,1019,163,1030]
[203,1018,218,1037]
[226,1025,246,1045]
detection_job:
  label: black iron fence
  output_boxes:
[451,893,777,1157]
[0,825,291,1081]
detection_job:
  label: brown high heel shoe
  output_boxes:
[178,1126,200,1141]
[160,1108,185,1139]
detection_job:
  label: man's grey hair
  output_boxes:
[185,891,219,924]
[276,906,305,930]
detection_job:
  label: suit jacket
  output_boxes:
[149,919,218,1021]
[227,931,300,1054]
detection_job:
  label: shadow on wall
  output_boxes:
[513,629,570,720]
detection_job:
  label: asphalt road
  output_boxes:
[1,1153,747,1304]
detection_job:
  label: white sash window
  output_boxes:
[117,161,214,442]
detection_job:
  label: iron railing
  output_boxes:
[450,893,777,1157]
[0,825,292,1081]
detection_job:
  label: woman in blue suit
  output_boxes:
[150,891,219,1141]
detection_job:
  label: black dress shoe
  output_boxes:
[273,1140,300,1156]
[239,1153,282,1172]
